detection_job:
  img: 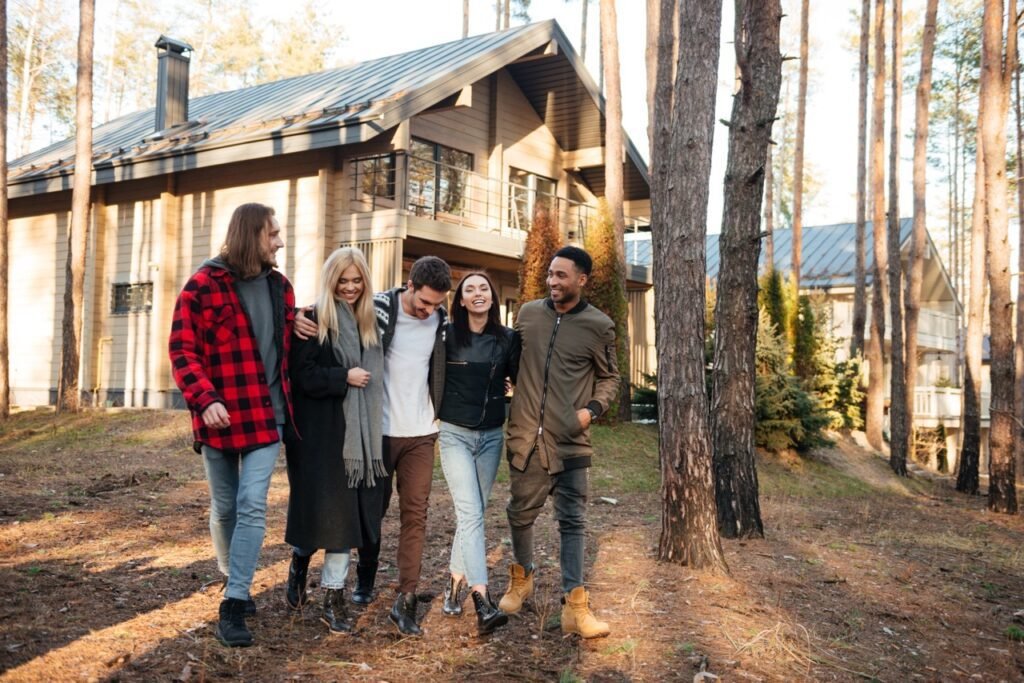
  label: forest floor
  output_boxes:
[1,409,1024,682]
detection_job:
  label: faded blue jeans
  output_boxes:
[438,422,504,587]
[293,548,351,590]
[201,428,282,602]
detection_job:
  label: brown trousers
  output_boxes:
[378,434,437,594]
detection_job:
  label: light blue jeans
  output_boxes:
[201,428,282,601]
[293,548,351,590]
[438,422,504,587]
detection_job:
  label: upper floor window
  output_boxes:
[408,138,473,216]
[509,168,557,232]
[111,282,153,314]
[358,153,396,199]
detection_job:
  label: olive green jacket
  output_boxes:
[506,298,620,474]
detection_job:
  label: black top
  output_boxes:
[438,325,520,429]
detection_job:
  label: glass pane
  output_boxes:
[508,168,531,230]
[360,155,394,199]
[437,147,472,215]
[408,156,436,214]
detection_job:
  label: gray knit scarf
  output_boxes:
[330,300,386,488]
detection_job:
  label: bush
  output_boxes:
[517,205,562,311]
[584,200,630,422]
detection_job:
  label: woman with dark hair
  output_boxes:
[438,271,519,635]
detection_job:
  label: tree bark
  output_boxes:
[866,0,888,452]
[851,0,870,359]
[981,0,1017,514]
[958,124,987,495]
[0,0,10,417]
[600,0,631,421]
[764,139,774,270]
[791,0,809,290]
[57,0,95,413]
[904,0,938,477]
[886,0,907,476]
[581,0,589,62]
[463,0,470,37]
[711,0,782,540]
[654,0,727,572]
[1016,52,1024,489]
[504,0,510,29]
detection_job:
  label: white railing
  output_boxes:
[863,303,957,351]
[912,386,991,422]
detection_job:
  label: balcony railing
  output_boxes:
[348,151,596,247]
[912,386,991,423]
[862,303,958,351]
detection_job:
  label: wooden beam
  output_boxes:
[562,146,604,169]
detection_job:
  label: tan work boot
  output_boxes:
[497,563,534,614]
[561,586,610,638]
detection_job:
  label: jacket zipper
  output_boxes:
[536,314,562,439]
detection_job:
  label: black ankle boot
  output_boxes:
[215,597,253,647]
[472,589,509,635]
[388,592,423,636]
[351,562,378,605]
[321,589,354,634]
[442,576,466,616]
[286,552,311,610]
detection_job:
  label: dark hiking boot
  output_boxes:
[321,589,354,634]
[286,552,311,610]
[351,561,378,605]
[441,575,466,616]
[388,592,423,636]
[472,589,509,635]
[215,598,253,647]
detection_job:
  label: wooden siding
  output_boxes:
[627,288,656,388]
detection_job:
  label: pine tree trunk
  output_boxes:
[866,0,888,452]
[654,0,727,572]
[0,0,10,417]
[16,0,44,156]
[463,0,470,37]
[887,0,908,476]
[851,0,870,359]
[981,0,1017,514]
[904,0,938,476]
[504,0,510,29]
[791,0,809,290]
[581,0,589,62]
[711,0,782,540]
[1015,55,1024,489]
[764,142,774,270]
[958,125,987,495]
[57,0,95,413]
[600,0,631,421]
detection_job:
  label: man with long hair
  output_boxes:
[169,203,295,648]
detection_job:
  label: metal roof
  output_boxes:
[626,218,949,288]
[9,19,650,200]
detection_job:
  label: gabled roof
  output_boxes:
[9,20,649,201]
[625,219,960,307]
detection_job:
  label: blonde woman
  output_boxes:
[283,247,386,635]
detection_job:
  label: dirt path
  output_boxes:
[1,411,1023,681]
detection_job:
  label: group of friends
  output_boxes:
[168,202,620,648]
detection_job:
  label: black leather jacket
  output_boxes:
[438,325,520,429]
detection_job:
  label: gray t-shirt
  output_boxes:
[233,269,286,426]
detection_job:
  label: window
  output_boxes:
[509,168,557,232]
[407,138,473,216]
[358,154,395,199]
[111,282,153,314]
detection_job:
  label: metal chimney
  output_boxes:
[154,35,193,131]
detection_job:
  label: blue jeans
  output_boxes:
[294,548,351,590]
[201,428,282,601]
[439,422,504,587]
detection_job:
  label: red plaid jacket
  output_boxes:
[168,263,295,454]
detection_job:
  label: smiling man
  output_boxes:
[169,203,295,648]
[365,255,451,636]
[499,246,620,639]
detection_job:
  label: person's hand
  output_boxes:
[504,378,513,394]
[202,402,231,429]
[347,367,371,388]
[294,306,316,340]
[576,408,592,430]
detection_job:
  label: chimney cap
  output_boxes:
[155,35,193,55]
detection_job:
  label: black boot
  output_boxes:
[388,592,423,636]
[286,552,311,610]
[441,575,466,616]
[351,561,378,605]
[245,596,257,617]
[321,589,354,634]
[472,589,509,635]
[215,598,253,647]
